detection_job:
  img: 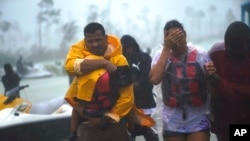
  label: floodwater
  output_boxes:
[0,75,70,103]
[0,75,218,141]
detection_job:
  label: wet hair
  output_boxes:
[83,22,105,37]
[4,63,14,75]
[224,21,250,59]
[164,19,185,32]
[120,35,140,52]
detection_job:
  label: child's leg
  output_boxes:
[69,108,81,141]
[71,109,81,133]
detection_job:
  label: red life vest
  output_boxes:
[162,49,207,107]
[84,72,119,117]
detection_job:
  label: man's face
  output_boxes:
[84,30,108,56]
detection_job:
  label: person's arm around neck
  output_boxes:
[80,59,117,74]
[149,47,170,84]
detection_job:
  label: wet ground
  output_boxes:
[136,133,218,141]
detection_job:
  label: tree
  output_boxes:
[225,9,237,25]
[86,5,98,23]
[37,0,60,49]
[0,11,11,45]
[58,21,79,58]
[208,5,217,36]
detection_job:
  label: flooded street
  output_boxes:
[0,76,70,103]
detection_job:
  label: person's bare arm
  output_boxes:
[80,59,117,74]
[149,47,170,84]
[150,29,185,84]
[149,29,177,84]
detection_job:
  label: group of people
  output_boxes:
[64,20,250,141]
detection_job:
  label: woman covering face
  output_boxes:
[150,20,213,141]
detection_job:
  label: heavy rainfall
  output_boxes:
[0,0,249,141]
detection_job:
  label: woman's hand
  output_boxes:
[164,29,185,50]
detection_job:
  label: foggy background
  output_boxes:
[0,1,248,140]
[0,0,249,69]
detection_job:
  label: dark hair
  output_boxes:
[4,63,14,74]
[224,21,250,46]
[120,35,140,52]
[83,22,105,36]
[164,19,184,31]
[224,21,250,59]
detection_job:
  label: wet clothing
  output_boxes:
[64,35,134,123]
[163,128,210,138]
[129,51,156,109]
[162,48,207,108]
[83,71,119,117]
[1,69,21,97]
[121,34,158,141]
[127,52,158,141]
[208,42,250,141]
[152,45,211,133]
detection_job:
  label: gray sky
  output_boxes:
[0,0,248,51]
[1,0,246,32]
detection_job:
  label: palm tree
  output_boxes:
[37,0,60,49]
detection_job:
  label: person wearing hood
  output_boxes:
[121,35,159,141]
[1,63,21,97]
[64,22,134,141]
[207,21,250,141]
